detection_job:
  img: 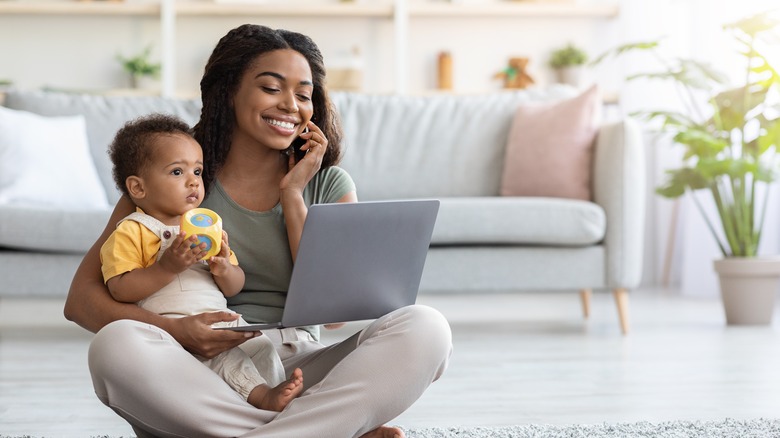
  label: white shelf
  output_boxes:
[409,2,619,18]
[175,2,393,17]
[0,1,617,18]
[0,0,395,16]
[0,1,158,15]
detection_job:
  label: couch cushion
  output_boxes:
[432,197,605,246]
[0,107,109,209]
[0,205,111,253]
[500,85,601,201]
[332,86,577,201]
[3,90,202,205]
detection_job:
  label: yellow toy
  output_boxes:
[181,208,222,260]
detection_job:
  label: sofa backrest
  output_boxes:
[3,86,577,203]
[333,88,575,200]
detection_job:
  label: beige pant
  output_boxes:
[200,322,286,399]
[88,305,452,438]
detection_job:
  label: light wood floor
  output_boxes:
[2,288,780,437]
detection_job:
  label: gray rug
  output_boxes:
[401,418,780,438]
[3,419,780,438]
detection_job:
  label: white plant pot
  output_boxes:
[714,257,780,325]
[130,75,160,94]
[554,66,583,87]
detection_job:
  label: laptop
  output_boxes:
[216,199,440,331]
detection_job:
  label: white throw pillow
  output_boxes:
[0,106,109,209]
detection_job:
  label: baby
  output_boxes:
[100,113,302,411]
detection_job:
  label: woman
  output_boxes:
[64,24,452,438]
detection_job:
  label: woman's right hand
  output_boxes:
[165,311,259,359]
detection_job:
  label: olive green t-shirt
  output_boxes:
[200,166,356,340]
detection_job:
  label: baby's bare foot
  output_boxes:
[258,368,304,412]
[359,425,405,438]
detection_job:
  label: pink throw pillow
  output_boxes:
[500,85,601,200]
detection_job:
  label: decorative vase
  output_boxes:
[713,257,780,325]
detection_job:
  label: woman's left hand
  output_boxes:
[280,121,327,195]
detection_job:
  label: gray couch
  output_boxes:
[0,87,644,333]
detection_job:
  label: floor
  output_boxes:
[2,288,780,437]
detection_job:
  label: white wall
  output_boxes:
[0,16,162,91]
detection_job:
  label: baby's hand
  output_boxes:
[158,231,206,274]
[209,230,235,277]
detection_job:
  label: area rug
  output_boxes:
[401,418,780,438]
[3,419,779,438]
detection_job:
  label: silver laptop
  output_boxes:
[218,199,440,331]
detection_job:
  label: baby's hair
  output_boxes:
[108,113,193,197]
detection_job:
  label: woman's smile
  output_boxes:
[263,116,299,135]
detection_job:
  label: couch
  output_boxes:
[0,86,644,333]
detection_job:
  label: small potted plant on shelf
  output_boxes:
[549,43,588,86]
[117,45,161,91]
[594,12,780,325]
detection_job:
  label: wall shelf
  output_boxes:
[409,3,619,18]
[0,1,617,18]
[0,1,158,15]
[0,0,620,95]
[175,2,393,17]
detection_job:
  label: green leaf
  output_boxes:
[724,11,780,37]
[589,40,660,66]
[711,85,768,131]
[673,129,728,159]
[626,59,729,91]
[656,167,710,198]
[117,45,161,78]
[758,116,780,153]
[631,110,697,129]
[549,43,588,68]
[697,157,756,179]
[679,59,731,85]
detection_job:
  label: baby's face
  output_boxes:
[136,133,205,224]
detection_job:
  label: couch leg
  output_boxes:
[612,288,630,335]
[579,288,592,319]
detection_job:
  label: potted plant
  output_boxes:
[117,45,161,90]
[594,12,780,324]
[549,43,588,86]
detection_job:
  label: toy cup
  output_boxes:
[181,208,222,260]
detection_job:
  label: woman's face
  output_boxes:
[232,49,315,153]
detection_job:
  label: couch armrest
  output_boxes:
[592,118,645,289]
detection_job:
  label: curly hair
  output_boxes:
[108,113,193,197]
[193,24,343,193]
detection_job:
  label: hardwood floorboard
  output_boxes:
[2,288,779,437]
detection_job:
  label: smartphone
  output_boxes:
[290,137,307,162]
[288,125,309,162]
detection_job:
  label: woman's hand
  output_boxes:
[165,311,258,359]
[280,121,328,196]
